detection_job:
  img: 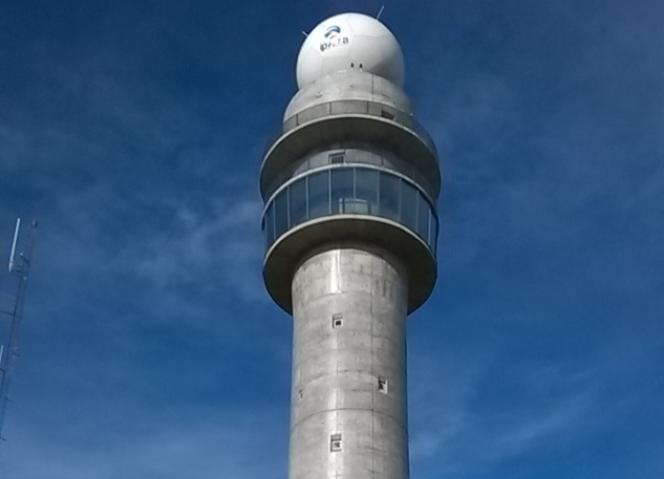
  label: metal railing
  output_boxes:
[263,99,437,158]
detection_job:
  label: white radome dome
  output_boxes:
[296,13,405,88]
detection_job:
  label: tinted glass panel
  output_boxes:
[417,193,430,242]
[263,167,437,256]
[331,168,354,214]
[354,169,378,215]
[430,215,438,256]
[379,173,400,222]
[274,191,288,238]
[290,177,307,226]
[265,203,274,248]
[401,181,417,231]
[308,170,330,218]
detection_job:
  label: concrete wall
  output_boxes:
[285,71,412,121]
[290,247,409,479]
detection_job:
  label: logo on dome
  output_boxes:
[324,25,341,38]
[319,25,349,52]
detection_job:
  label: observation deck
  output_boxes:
[260,66,441,316]
[260,98,440,200]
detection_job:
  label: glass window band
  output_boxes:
[261,165,438,256]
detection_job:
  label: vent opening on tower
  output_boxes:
[332,313,343,328]
[329,152,345,164]
[378,377,389,394]
[330,433,342,452]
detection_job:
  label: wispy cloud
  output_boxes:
[131,195,264,301]
[2,408,286,479]
[409,350,612,477]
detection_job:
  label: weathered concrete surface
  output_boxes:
[290,247,409,479]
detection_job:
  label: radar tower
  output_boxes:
[0,218,38,443]
[260,13,441,479]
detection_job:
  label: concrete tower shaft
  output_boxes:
[290,248,409,478]
[260,12,441,479]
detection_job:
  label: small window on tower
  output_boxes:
[330,433,342,452]
[332,313,343,328]
[329,152,345,164]
[381,110,395,120]
[378,377,388,394]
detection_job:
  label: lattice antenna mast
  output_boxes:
[0,218,38,442]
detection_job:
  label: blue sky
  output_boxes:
[0,0,663,477]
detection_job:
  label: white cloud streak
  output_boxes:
[408,350,608,477]
[1,409,286,479]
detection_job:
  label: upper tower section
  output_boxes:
[296,13,405,88]
[260,13,442,314]
[260,12,440,201]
